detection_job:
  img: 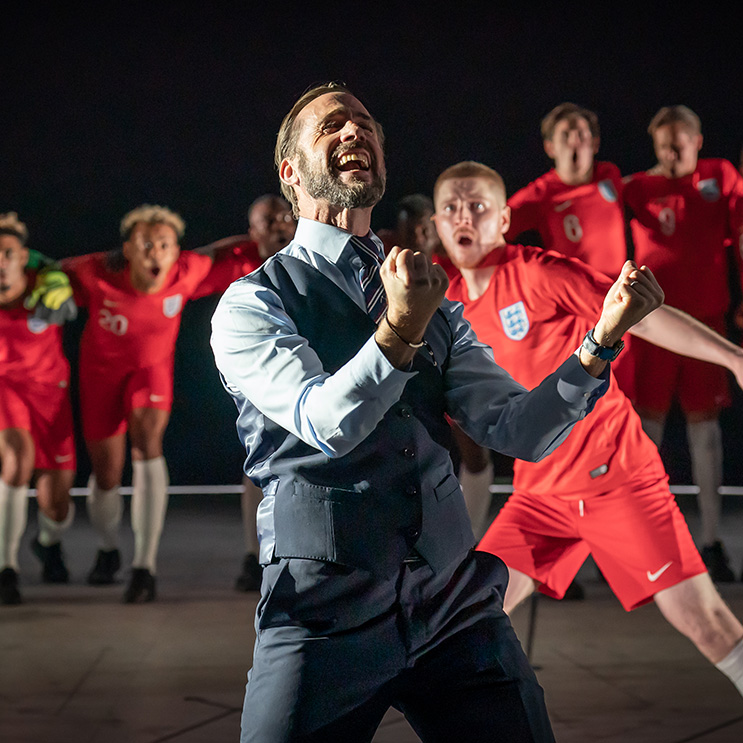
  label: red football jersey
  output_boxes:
[447,244,656,498]
[431,249,460,282]
[0,272,70,387]
[506,162,628,278]
[190,240,265,300]
[63,250,213,371]
[623,158,743,317]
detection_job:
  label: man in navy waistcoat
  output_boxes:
[210,82,663,743]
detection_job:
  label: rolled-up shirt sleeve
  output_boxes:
[211,278,415,458]
[441,299,608,462]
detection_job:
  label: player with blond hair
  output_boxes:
[63,205,251,602]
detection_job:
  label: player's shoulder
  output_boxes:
[698,157,740,182]
[621,168,654,195]
[518,241,600,277]
[503,243,557,274]
[61,251,116,284]
[595,161,623,180]
[508,171,553,204]
[179,249,212,269]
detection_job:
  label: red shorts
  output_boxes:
[79,358,173,442]
[478,456,706,610]
[629,318,731,415]
[0,378,76,471]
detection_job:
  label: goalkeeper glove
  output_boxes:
[24,267,77,324]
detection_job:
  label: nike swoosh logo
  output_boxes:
[647,561,673,582]
[554,200,572,212]
[54,454,73,463]
[149,394,166,402]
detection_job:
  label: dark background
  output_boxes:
[3,4,743,486]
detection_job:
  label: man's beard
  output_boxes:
[297,149,386,210]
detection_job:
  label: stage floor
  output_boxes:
[2,492,743,742]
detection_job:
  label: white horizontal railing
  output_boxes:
[23,484,743,496]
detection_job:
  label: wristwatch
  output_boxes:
[581,328,625,362]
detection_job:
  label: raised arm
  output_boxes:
[630,304,743,388]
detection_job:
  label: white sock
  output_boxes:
[87,476,122,551]
[241,475,262,555]
[131,456,169,573]
[0,481,29,570]
[716,638,743,696]
[640,416,665,449]
[459,460,494,541]
[687,420,723,546]
[38,501,75,547]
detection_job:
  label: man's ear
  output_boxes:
[593,136,601,155]
[279,158,300,189]
[543,139,556,159]
[695,133,704,153]
[500,205,511,235]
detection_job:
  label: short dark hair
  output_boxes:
[246,194,291,227]
[396,194,434,224]
[0,212,29,244]
[540,103,600,141]
[274,82,384,215]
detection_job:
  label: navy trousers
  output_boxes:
[240,550,554,742]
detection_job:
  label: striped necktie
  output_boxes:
[349,234,387,323]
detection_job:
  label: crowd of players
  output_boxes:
[1,100,743,655]
[0,196,297,603]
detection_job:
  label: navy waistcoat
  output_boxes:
[238,254,475,579]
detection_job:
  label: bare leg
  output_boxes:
[653,573,743,664]
[686,412,723,547]
[35,469,74,527]
[503,567,538,615]
[638,411,665,449]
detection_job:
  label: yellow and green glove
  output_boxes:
[24,262,77,324]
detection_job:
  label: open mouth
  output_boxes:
[335,150,370,172]
[457,236,473,247]
[149,266,161,278]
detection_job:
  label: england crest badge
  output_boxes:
[499,301,529,341]
[697,178,720,202]
[27,316,49,334]
[597,179,618,202]
[163,294,183,318]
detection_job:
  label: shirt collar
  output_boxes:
[294,217,384,262]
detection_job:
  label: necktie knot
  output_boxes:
[349,235,387,323]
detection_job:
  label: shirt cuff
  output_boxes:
[557,352,610,408]
[348,334,417,399]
